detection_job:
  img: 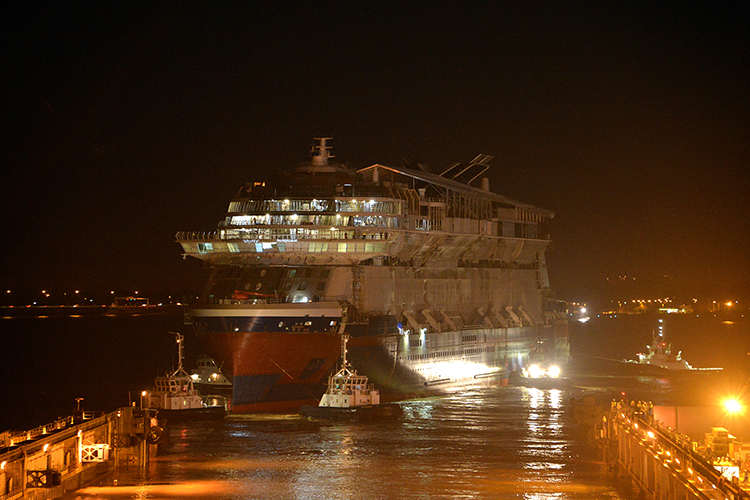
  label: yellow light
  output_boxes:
[141,390,147,397]
[548,365,561,378]
[647,431,655,439]
[527,364,542,378]
[723,398,744,414]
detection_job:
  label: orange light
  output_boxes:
[723,399,744,414]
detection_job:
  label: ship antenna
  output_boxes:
[170,331,185,373]
[311,137,334,167]
[341,333,350,369]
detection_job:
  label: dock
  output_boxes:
[595,400,749,499]
[0,406,159,500]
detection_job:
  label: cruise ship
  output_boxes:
[176,138,569,412]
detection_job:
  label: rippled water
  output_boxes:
[6,312,746,499]
[71,387,635,500]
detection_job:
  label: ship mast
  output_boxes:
[311,137,334,167]
[340,333,350,369]
[171,331,185,374]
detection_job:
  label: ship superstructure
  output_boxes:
[176,138,569,412]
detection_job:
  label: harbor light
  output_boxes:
[723,398,744,414]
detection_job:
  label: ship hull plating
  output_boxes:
[193,304,566,412]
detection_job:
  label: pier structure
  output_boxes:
[600,401,749,500]
[0,406,156,500]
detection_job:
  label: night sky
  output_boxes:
[3,2,748,302]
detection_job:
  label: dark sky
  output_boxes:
[2,2,748,300]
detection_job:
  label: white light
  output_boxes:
[548,365,561,378]
[723,398,744,413]
[528,364,542,378]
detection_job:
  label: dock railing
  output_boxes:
[604,401,749,499]
[0,406,154,500]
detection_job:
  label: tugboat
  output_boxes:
[145,332,227,421]
[511,340,572,389]
[300,335,402,421]
[620,319,722,375]
[515,362,572,390]
[190,355,233,396]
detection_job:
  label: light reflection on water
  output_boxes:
[70,387,635,500]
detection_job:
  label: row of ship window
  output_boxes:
[228,199,400,214]
[400,346,494,361]
[226,214,400,228]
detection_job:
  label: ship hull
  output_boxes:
[192,304,566,412]
[300,403,403,421]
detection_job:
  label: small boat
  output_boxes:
[514,362,572,390]
[145,332,227,421]
[300,335,402,421]
[620,320,722,375]
[190,355,233,396]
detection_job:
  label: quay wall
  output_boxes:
[597,402,749,500]
[0,407,154,500]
